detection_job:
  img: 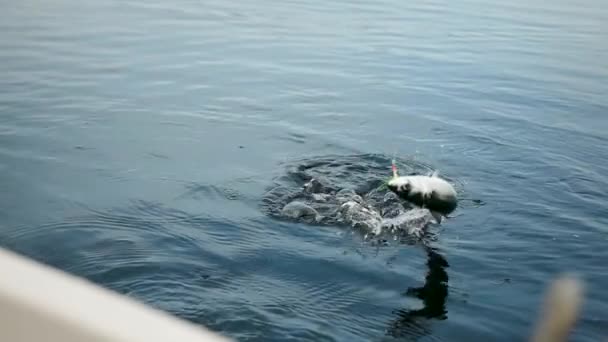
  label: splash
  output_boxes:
[261,154,452,242]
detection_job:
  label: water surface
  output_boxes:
[1,0,607,341]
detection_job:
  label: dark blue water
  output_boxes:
[1,0,607,340]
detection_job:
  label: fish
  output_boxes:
[386,160,457,223]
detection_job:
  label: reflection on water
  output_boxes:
[388,246,449,340]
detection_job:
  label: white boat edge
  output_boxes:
[0,247,232,342]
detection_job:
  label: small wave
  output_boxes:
[0,200,240,281]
